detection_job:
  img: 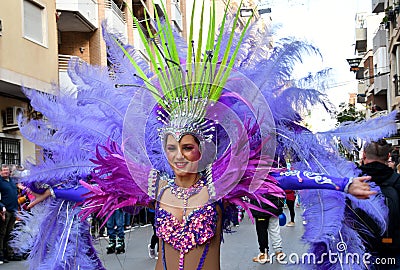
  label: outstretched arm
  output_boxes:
[271,170,375,199]
[26,186,89,209]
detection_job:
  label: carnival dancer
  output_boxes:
[12,1,398,269]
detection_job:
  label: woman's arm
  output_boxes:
[271,170,374,199]
[27,186,89,209]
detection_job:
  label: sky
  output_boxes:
[258,0,373,131]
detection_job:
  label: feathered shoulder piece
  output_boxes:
[79,140,152,221]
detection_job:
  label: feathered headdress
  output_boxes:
[119,1,251,144]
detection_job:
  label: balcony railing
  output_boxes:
[374,73,389,95]
[373,25,387,52]
[171,1,182,31]
[58,54,73,71]
[105,0,126,23]
[355,28,367,53]
[104,0,127,42]
[370,110,388,118]
[58,54,83,91]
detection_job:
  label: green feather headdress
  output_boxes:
[117,0,252,143]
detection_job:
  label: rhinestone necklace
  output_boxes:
[168,175,206,218]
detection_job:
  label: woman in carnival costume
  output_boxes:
[12,1,397,269]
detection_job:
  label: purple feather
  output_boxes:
[79,140,152,222]
[316,110,398,152]
[301,189,346,244]
[212,118,284,223]
[100,21,152,82]
[11,201,104,270]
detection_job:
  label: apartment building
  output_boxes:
[0,0,263,165]
[0,0,186,165]
[0,0,58,165]
[348,0,400,144]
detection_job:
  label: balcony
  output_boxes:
[357,81,366,95]
[373,26,387,52]
[374,73,389,95]
[58,54,78,92]
[355,28,367,53]
[357,94,366,103]
[104,0,128,43]
[370,109,388,118]
[171,2,183,31]
[132,27,150,62]
[356,81,367,103]
[372,0,384,13]
[56,0,98,32]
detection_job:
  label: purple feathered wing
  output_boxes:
[79,140,152,222]
[212,119,285,222]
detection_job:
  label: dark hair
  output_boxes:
[163,133,201,149]
[192,135,200,146]
[364,139,393,162]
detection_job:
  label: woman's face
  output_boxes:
[165,134,201,177]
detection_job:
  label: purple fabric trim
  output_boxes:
[160,234,211,270]
[196,242,210,270]
[27,184,48,196]
[271,170,348,191]
[179,252,184,270]
[53,186,88,202]
[162,240,167,270]
[197,241,210,270]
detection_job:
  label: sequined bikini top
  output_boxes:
[148,170,218,253]
[155,203,217,253]
[155,174,218,250]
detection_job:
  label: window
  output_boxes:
[0,138,21,165]
[23,0,45,44]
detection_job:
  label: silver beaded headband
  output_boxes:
[157,97,217,145]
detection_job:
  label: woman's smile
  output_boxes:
[174,162,189,169]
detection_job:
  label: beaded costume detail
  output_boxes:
[155,204,217,253]
[154,173,218,270]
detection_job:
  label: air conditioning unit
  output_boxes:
[5,106,24,126]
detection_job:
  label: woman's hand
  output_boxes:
[348,176,376,199]
[26,189,52,209]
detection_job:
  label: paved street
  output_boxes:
[1,208,307,269]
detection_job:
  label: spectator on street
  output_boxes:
[90,213,106,238]
[0,165,22,263]
[353,140,400,269]
[124,212,132,230]
[147,207,158,260]
[251,194,285,264]
[284,190,296,226]
[106,209,125,254]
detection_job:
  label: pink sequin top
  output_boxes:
[155,203,217,254]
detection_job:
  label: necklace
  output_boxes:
[168,176,206,217]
